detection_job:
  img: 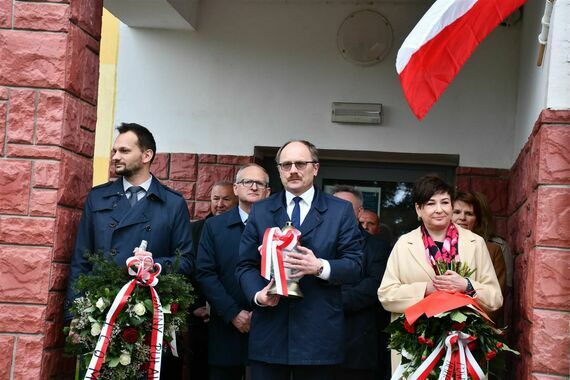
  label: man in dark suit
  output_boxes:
[65,123,194,378]
[236,140,363,380]
[197,164,270,380]
[331,185,391,380]
[188,181,237,379]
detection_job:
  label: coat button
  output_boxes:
[145,225,152,232]
[110,249,117,256]
[109,221,117,228]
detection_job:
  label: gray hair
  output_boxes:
[330,184,363,204]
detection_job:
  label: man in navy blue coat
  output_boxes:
[197,164,270,380]
[65,123,194,316]
[331,185,391,380]
[236,140,363,380]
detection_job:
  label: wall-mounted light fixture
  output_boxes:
[331,102,382,125]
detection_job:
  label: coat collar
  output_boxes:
[404,224,477,278]
[101,176,166,203]
[226,206,245,228]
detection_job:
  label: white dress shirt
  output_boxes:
[123,176,152,201]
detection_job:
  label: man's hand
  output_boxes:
[133,248,153,270]
[231,310,252,333]
[192,306,210,323]
[256,279,280,307]
[432,270,468,293]
[283,245,322,279]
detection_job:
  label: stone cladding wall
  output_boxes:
[0,1,103,378]
[507,110,570,379]
[457,110,570,378]
[147,153,255,220]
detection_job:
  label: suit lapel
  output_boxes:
[270,192,289,228]
[407,228,436,278]
[299,188,325,237]
[114,177,162,230]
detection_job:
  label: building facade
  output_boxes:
[0,0,568,378]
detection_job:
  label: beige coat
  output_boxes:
[378,225,503,374]
[378,224,503,315]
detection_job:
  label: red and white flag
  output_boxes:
[396,0,526,120]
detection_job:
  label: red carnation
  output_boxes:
[121,327,139,344]
[170,303,179,314]
[417,336,426,345]
[425,338,434,348]
[451,322,466,331]
[404,320,415,334]
[486,350,497,361]
[421,356,427,361]
[143,334,152,346]
[468,342,476,351]
[496,342,503,349]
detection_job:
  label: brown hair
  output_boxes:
[454,191,494,240]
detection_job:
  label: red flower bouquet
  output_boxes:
[387,291,518,379]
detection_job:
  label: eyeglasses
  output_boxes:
[277,161,318,171]
[236,179,269,188]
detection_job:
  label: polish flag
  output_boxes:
[396,0,526,120]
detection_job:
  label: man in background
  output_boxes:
[188,180,238,379]
[359,209,393,247]
[331,185,391,380]
[197,164,270,379]
[359,209,381,236]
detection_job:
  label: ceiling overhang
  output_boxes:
[104,0,200,31]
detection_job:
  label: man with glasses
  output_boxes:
[197,164,271,380]
[236,140,363,380]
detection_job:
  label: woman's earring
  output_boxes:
[417,215,421,221]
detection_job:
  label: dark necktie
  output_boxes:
[127,186,143,207]
[291,196,302,228]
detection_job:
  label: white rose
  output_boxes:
[95,297,107,311]
[119,352,131,366]
[133,302,146,316]
[90,323,102,336]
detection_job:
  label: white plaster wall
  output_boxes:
[513,0,570,160]
[513,0,549,158]
[115,0,521,168]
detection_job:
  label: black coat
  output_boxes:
[196,207,250,366]
[341,231,390,369]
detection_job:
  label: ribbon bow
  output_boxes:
[84,256,164,380]
[395,331,485,380]
[259,227,301,297]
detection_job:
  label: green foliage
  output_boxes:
[65,251,195,379]
[386,308,519,379]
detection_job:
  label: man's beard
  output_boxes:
[115,162,141,178]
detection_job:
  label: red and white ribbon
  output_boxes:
[392,331,485,380]
[84,256,164,380]
[259,227,301,297]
